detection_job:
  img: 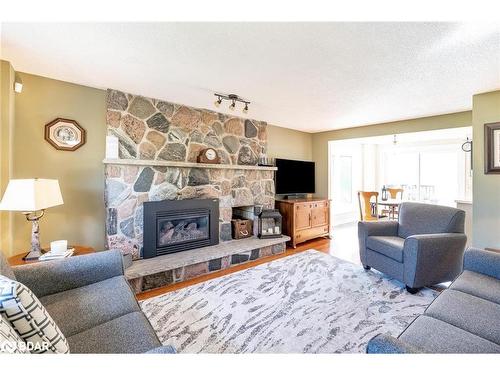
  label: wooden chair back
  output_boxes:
[387,188,404,200]
[358,191,379,221]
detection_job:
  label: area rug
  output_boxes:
[140,250,438,353]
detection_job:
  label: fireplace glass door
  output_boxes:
[157,214,209,247]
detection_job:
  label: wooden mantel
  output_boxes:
[102,158,277,171]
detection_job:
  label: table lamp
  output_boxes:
[0,179,63,260]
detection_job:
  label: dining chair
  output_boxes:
[386,187,404,218]
[358,191,385,221]
[387,188,404,199]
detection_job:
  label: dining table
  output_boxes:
[378,199,403,220]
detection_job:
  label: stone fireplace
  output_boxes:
[103,89,289,292]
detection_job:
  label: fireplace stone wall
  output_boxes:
[104,89,275,259]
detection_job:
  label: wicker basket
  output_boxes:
[231,219,253,239]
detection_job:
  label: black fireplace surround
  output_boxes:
[143,199,219,258]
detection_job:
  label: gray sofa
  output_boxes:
[0,249,174,354]
[367,248,500,353]
[358,202,467,293]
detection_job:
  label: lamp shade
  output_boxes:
[0,179,63,212]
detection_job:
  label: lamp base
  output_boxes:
[23,249,42,261]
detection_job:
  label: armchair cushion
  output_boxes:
[39,276,140,337]
[366,236,405,262]
[398,202,465,238]
[13,250,124,298]
[450,270,500,305]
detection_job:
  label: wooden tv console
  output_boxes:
[275,198,331,248]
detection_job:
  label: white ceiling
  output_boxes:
[1,22,499,133]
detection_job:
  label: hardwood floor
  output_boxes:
[137,237,334,301]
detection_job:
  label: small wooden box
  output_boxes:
[231,219,253,240]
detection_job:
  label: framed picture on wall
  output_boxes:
[485,122,500,174]
[45,118,86,151]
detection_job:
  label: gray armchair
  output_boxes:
[358,202,467,293]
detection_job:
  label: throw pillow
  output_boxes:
[0,314,29,354]
[0,276,69,354]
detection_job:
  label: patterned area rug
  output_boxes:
[140,250,437,353]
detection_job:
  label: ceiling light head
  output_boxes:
[229,100,236,111]
[214,96,222,108]
[242,103,249,114]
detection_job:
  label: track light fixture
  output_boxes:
[213,93,250,114]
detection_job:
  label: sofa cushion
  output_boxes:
[450,270,500,305]
[398,202,465,238]
[366,236,405,262]
[40,276,140,337]
[0,275,69,353]
[424,289,500,345]
[66,311,161,353]
[399,315,500,353]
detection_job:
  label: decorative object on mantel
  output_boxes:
[197,147,221,164]
[258,209,282,239]
[0,179,64,260]
[44,118,86,151]
[231,218,253,240]
[214,93,250,114]
[484,122,500,174]
[105,135,119,159]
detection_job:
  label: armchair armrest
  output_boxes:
[404,233,467,288]
[13,249,124,298]
[366,333,421,354]
[463,248,500,279]
[358,221,399,265]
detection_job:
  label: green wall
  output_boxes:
[311,111,472,198]
[12,72,107,255]
[0,61,15,255]
[472,90,500,249]
[267,124,313,161]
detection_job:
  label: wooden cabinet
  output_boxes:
[276,198,331,248]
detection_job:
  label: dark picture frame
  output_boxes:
[485,122,500,174]
[44,118,86,151]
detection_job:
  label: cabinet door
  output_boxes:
[311,201,329,227]
[295,203,312,230]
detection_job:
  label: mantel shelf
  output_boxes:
[102,158,277,171]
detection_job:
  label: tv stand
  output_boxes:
[275,197,330,248]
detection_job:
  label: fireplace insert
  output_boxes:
[143,199,219,258]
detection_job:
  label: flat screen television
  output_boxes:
[275,158,315,195]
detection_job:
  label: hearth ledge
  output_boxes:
[125,235,290,280]
[103,158,277,171]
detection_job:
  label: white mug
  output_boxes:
[50,240,68,255]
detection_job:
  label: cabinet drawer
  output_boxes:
[296,225,329,242]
